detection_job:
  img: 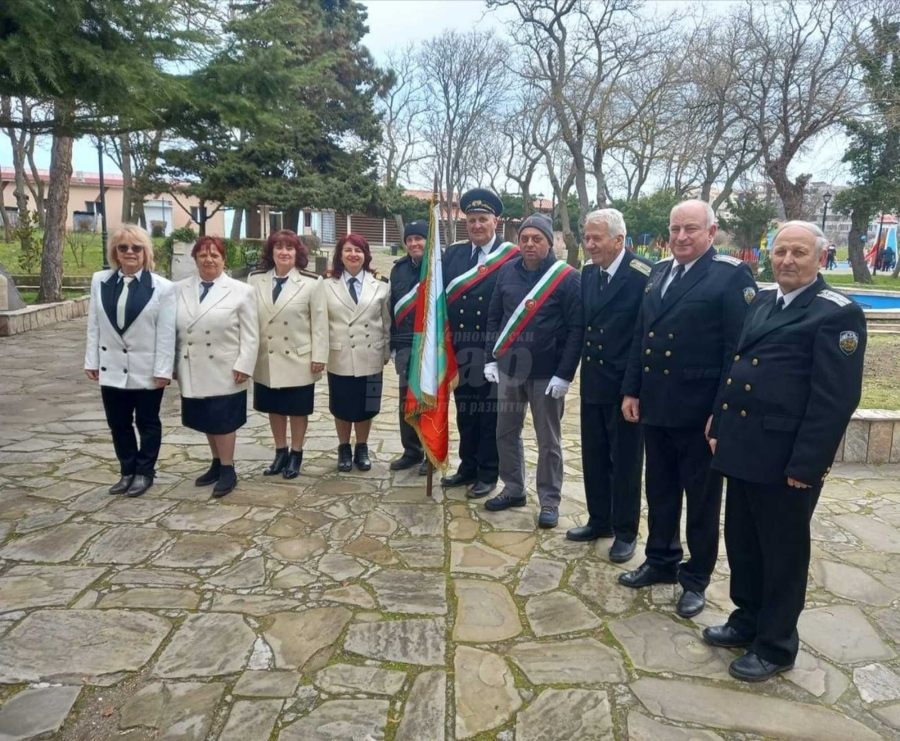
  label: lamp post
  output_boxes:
[97,136,109,269]
[821,191,832,233]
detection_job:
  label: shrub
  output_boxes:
[300,233,322,255]
[14,210,41,273]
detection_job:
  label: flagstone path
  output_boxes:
[0,316,899,740]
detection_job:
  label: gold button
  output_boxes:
[741,410,747,417]
[752,358,759,366]
[206,331,210,335]
[744,384,751,391]
[599,359,604,365]
[586,356,591,362]
[722,403,728,410]
[597,345,602,350]
[475,325,481,330]
[463,295,467,300]
[649,331,655,338]
[478,296,483,301]
[188,342,193,346]
[284,321,288,325]
[600,329,604,334]
[269,350,273,354]
[665,350,671,357]
[459,324,464,329]
[586,341,591,347]
[268,336,272,340]
[187,329,192,334]
[459,309,464,314]
[726,378,732,385]
[644,366,650,372]
[734,354,740,361]
[587,326,592,331]
[663,369,669,374]
[645,349,651,355]
[209,355,213,359]
[285,350,290,354]
[476,311,481,316]
[668,333,674,339]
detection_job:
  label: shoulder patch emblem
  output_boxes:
[743,286,757,304]
[839,330,859,356]
[818,289,851,307]
[629,259,651,276]
[645,281,653,294]
[713,254,743,266]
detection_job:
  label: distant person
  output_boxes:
[84,224,175,498]
[705,221,866,681]
[825,241,837,270]
[885,245,896,271]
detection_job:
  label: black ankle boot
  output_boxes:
[212,465,237,497]
[195,458,221,486]
[282,449,303,479]
[264,447,289,476]
[337,443,353,472]
[354,442,371,471]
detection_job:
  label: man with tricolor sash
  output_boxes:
[441,188,517,499]
[482,213,583,529]
[389,220,428,475]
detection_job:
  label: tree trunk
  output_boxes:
[0,183,11,242]
[559,189,578,266]
[119,134,134,223]
[198,200,208,237]
[231,208,244,240]
[246,206,261,239]
[847,211,872,284]
[766,162,811,220]
[37,103,74,304]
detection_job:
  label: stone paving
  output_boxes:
[1,317,900,740]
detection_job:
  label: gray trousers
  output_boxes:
[496,374,565,507]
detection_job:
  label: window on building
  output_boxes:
[84,202,96,214]
[304,211,312,227]
[190,206,207,224]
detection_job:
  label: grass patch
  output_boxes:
[17,289,88,305]
[0,234,167,277]
[825,274,900,292]
[861,334,900,410]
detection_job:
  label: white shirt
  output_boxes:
[343,270,364,299]
[661,254,702,296]
[600,248,627,281]
[116,270,142,328]
[776,279,817,308]
[471,235,497,266]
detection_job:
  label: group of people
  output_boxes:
[85,187,867,684]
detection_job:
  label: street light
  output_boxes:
[97,136,110,269]
[821,191,832,232]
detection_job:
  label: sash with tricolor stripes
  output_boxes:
[393,284,419,325]
[493,260,575,358]
[446,241,519,304]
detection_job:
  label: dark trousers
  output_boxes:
[724,476,821,666]
[642,424,723,592]
[397,375,424,460]
[581,399,643,542]
[452,357,498,484]
[101,386,165,477]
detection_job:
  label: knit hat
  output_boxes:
[403,220,428,242]
[518,213,553,246]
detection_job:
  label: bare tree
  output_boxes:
[501,84,553,216]
[418,30,509,242]
[1,97,49,233]
[105,128,165,226]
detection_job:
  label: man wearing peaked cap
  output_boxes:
[441,188,510,499]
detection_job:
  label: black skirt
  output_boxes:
[328,372,383,422]
[181,391,247,434]
[253,382,315,416]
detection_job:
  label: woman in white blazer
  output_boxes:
[174,236,259,497]
[249,230,328,479]
[84,224,175,498]
[324,233,391,472]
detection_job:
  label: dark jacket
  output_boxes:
[622,247,757,428]
[581,251,651,405]
[443,237,509,364]
[711,276,866,486]
[485,253,583,381]
[389,254,420,352]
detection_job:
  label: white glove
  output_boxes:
[484,362,499,384]
[545,376,570,399]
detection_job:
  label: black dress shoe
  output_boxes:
[109,475,134,495]
[264,447,289,476]
[282,450,302,480]
[468,481,496,499]
[212,465,237,498]
[618,563,677,589]
[441,472,477,488]
[566,525,613,543]
[195,459,221,486]
[390,454,424,471]
[337,443,352,472]
[729,651,793,682]
[125,474,152,498]
[608,538,636,563]
[354,442,371,471]
[484,491,527,511]
[702,624,753,648]
[418,460,430,476]
[676,589,706,618]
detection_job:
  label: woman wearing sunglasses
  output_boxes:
[84,224,176,498]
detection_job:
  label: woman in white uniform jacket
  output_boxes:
[175,236,259,497]
[249,229,328,480]
[324,233,392,472]
[84,224,175,498]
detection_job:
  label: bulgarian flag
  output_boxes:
[404,201,459,470]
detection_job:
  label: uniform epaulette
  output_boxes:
[817,289,851,307]
[299,269,321,280]
[629,259,651,276]
[372,271,389,284]
[449,240,468,248]
[758,284,777,291]
[657,255,673,263]
[248,269,267,276]
[713,254,743,266]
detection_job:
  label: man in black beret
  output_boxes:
[441,188,517,498]
[389,220,429,475]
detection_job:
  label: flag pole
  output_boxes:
[425,172,440,499]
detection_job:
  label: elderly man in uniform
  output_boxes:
[620,199,757,618]
[442,189,519,498]
[704,221,866,681]
[482,213,582,529]
[567,209,651,563]
[389,220,428,475]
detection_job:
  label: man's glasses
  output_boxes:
[116,244,144,253]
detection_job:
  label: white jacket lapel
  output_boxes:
[352,272,375,322]
[192,276,231,326]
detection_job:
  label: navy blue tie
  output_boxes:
[199,281,215,303]
[273,276,288,303]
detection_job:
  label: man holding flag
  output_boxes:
[404,201,459,476]
[483,213,583,529]
[389,220,429,475]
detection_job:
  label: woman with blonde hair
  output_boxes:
[84,224,175,498]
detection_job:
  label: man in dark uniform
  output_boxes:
[566,209,650,563]
[704,221,866,681]
[389,220,428,475]
[482,213,582,528]
[441,188,519,498]
[620,199,757,619]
